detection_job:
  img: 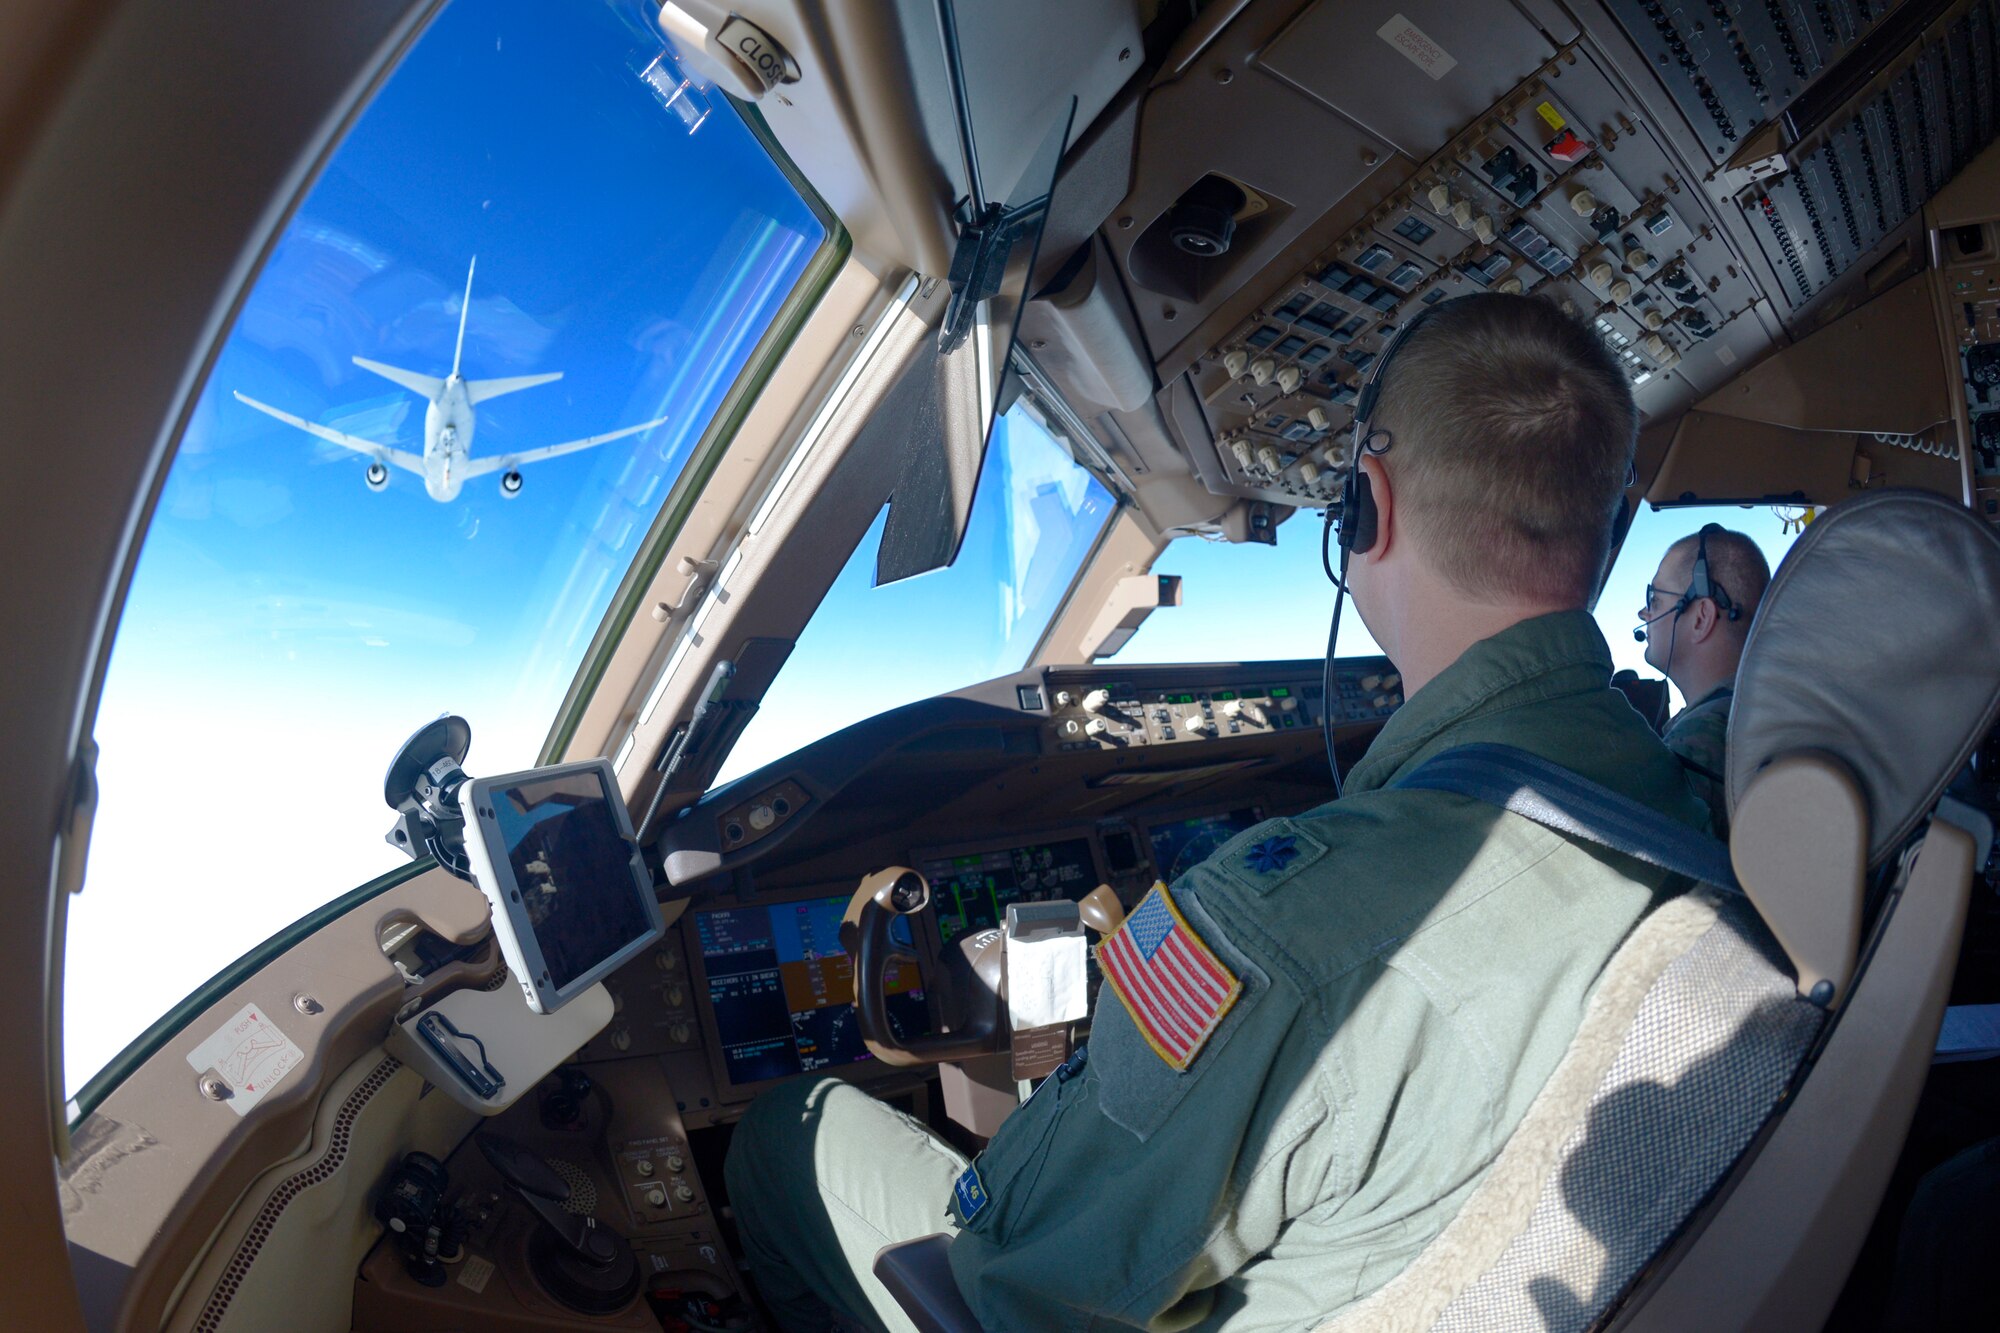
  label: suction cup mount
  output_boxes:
[383,715,477,881]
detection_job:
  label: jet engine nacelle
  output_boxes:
[365,461,389,492]
[500,470,524,499]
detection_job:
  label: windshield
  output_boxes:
[715,400,1117,784]
[65,0,827,1100]
[1117,504,1799,707]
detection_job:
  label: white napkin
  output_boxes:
[1007,929,1090,1031]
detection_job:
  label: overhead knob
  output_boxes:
[748,803,776,831]
[609,988,625,1014]
[1223,349,1249,377]
[1250,357,1276,386]
[1082,688,1111,712]
[1427,182,1453,211]
[1053,689,1074,706]
[1642,308,1665,330]
[1229,437,1254,468]
[673,1181,695,1203]
[610,1027,632,1052]
[1626,246,1651,267]
[1184,714,1213,734]
[1256,445,1281,472]
[665,1152,686,1173]
[643,1185,667,1208]
[637,1158,655,1177]
[669,1020,693,1044]
[1588,260,1614,287]
[1277,696,1299,712]
[654,948,678,972]
[1222,699,1244,718]
[1451,199,1474,229]
[1608,278,1633,303]
[1570,188,1598,216]
[1360,674,1383,690]
[664,984,686,1007]
[1382,673,1401,689]
[1298,460,1321,484]
[1641,333,1668,357]
[1496,276,1524,294]
[1472,214,1496,244]
[1085,718,1110,737]
[1307,407,1330,431]
[1276,365,1303,393]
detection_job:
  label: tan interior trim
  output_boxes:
[1730,752,1867,1008]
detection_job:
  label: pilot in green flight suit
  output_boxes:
[1637,526,1771,840]
[726,296,1711,1332]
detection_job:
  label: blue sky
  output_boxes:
[66,0,821,1096]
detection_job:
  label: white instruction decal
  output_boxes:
[1378,14,1458,81]
[457,1253,496,1294]
[185,1004,304,1117]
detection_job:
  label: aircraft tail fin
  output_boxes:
[352,356,446,402]
[466,371,563,404]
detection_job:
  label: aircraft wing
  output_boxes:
[462,415,668,477]
[232,391,426,475]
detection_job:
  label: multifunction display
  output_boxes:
[919,837,1098,946]
[1147,808,1262,881]
[695,898,927,1086]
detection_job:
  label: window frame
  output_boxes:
[62,91,847,1126]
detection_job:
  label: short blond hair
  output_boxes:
[1372,294,1637,606]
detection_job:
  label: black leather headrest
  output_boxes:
[1728,490,2000,867]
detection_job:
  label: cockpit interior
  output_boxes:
[11,1,2000,1329]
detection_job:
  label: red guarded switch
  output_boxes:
[1545,129,1591,163]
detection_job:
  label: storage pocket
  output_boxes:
[951,1070,1075,1245]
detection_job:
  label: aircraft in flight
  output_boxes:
[233,257,666,502]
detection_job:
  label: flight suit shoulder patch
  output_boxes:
[1097,883,1242,1072]
[1218,819,1330,895]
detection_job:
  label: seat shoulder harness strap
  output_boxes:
[1394,742,1740,892]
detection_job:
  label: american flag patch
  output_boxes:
[1097,883,1241,1071]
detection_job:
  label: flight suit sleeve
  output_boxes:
[944,882,1345,1332]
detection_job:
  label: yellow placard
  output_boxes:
[1537,101,1566,132]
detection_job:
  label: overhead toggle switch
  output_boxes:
[1473,214,1496,244]
[1640,333,1667,358]
[1427,182,1454,211]
[1224,349,1248,378]
[1276,365,1303,394]
[1250,357,1275,386]
[1451,199,1474,229]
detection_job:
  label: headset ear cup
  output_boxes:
[1349,470,1378,554]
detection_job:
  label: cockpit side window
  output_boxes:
[63,0,831,1109]
[713,401,1117,785]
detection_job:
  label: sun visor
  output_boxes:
[1729,489,2000,865]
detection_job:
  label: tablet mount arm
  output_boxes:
[383,715,478,882]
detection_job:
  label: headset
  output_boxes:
[1318,296,1467,795]
[1633,522,1739,686]
[1318,294,1645,794]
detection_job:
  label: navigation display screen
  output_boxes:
[1147,808,1261,882]
[918,837,1098,946]
[488,768,658,991]
[695,898,929,1087]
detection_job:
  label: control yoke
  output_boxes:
[841,867,1006,1067]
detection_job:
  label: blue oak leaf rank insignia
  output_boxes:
[1245,835,1299,875]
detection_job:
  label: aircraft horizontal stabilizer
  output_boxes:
[232,391,425,475]
[466,371,563,404]
[463,414,669,477]
[352,356,446,403]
